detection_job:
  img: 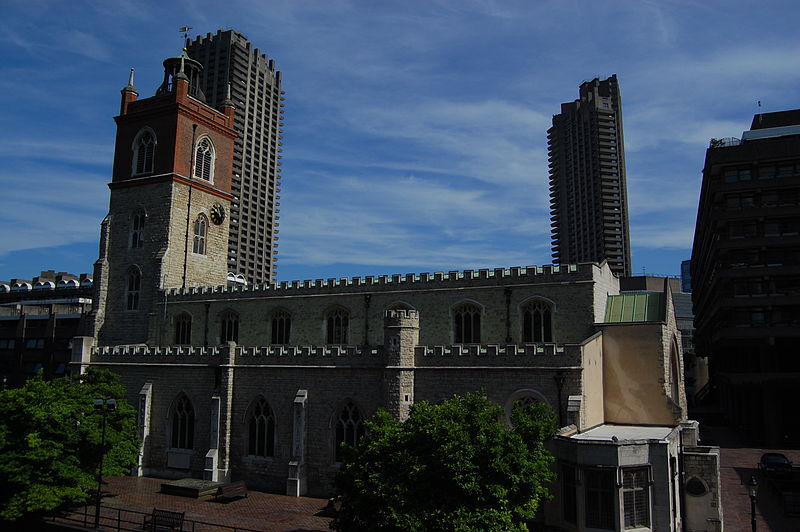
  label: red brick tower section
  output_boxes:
[93,51,237,346]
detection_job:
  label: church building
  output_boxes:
[72,48,722,532]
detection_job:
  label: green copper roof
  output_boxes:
[604,292,665,323]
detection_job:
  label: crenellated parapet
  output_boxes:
[89,343,386,367]
[86,341,583,368]
[164,263,595,301]
[383,309,419,327]
[415,343,583,367]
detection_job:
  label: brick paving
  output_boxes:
[80,476,332,532]
[701,422,800,532]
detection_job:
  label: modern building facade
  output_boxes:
[0,271,93,386]
[186,30,285,285]
[548,75,632,277]
[691,109,800,444]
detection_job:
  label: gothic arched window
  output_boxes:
[522,300,553,343]
[247,397,275,457]
[326,307,349,344]
[126,267,141,310]
[132,129,156,175]
[335,400,365,461]
[270,310,291,344]
[193,138,215,181]
[220,310,239,344]
[453,302,481,343]
[170,394,194,449]
[192,214,207,255]
[175,313,192,345]
[130,210,146,249]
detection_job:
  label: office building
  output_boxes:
[186,30,285,285]
[691,109,800,444]
[548,75,632,277]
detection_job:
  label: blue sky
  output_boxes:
[1,0,798,283]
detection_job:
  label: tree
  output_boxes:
[0,368,139,520]
[332,392,559,532]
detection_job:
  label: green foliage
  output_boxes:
[332,392,559,532]
[0,368,139,520]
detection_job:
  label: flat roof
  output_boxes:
[567,424,675,443]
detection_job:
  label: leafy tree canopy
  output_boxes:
[332,392,558,532]
[0,368,139,520]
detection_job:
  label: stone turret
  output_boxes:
[383,309,419,420]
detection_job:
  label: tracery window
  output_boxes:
[126,267,141,310]
[247,397,275,457]
[170,394,194,449]
[623,468,651,529]
[194,138,214,181]
[270,310,291,344]
[192,214,207,255]
[335,401,365,462]
[175,313,191,345]
[522,300,553,342]
[326,307,349,344]
[130,210,146,249]
[220,311,239,344]
[453,302,481,343]
[133,129,155,175]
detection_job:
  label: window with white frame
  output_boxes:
[623,467,651,529]
[335,400,365,462]
[522,299,553,342]
[247,397,275,457]
[170,394,194,449]
[453,302,481,343]
[194,138,214,181]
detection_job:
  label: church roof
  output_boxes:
[604,292,665,323]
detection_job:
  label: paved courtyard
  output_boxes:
[66,476,332,532]
[702,422,800,531]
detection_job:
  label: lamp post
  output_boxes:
[747,474,758,532]
[93,398,116,529]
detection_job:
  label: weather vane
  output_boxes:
[179,26,192,43]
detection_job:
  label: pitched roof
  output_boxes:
[604,292,665,323]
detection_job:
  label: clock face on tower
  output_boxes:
[210,203,226,225]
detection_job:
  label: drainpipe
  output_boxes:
[363,294,371,346]
[504,288,512,342]
[554,371,566,426]
[182,124,198,289]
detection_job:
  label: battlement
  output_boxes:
[415,343,583,367]
[165,263,598,301]
[93,345,222,357]
[88,342,583,368]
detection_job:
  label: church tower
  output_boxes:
[93,50,237,345]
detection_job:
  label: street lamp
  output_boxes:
[747,474,758,532]
[93,398,116,529]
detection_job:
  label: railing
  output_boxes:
[708,137,741,148]
[50,503,266,532]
